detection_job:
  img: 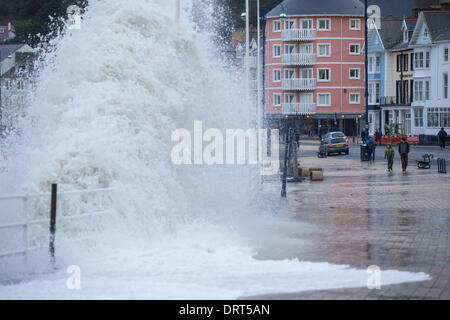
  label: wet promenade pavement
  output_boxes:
[251,142,450,300]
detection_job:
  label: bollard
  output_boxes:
[49,183,57,264]
[311,171,324,181]
[301,167,310,177]
[292,141,299,182]
[438,158,447,174]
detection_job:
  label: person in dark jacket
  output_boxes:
[398,137,410,173]
[374,129,379,144]
[438,128,448,150]
[366,136,376,161]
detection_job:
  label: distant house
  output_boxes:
[0,44,36,135]
[409,10,450,140]
[381,18,417,135]
[265,0,365,137]
[0,23,15,43]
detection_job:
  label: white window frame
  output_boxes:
[403,30,409,43]
[349,93,361,104]
[414,50,430,69]
[349,19,361,30]
[300,68,313,79]
[368,82,380,105]
[284,44,296,54]
[444,72,448,99]
[300,43,313,54]
[273,44,281,58]
[317,93,331,106]
[317,43,331,57]
[317,19,331,31]
[317,68,331,82]
[273,20,281,32]
[300,19,313,29]
[273,93,281,106]
[349,68,360,80]
[349,43,361,55]
[0,28,5,33]
[284,68,296,79]
[284,93,296,103]
[284,19,296,29]
[273,69,281,82]
[414,79,430,101]
[414,108,424,127]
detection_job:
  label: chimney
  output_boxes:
[413,0,441,17]
[442,0,450,10]
[8,22,11,31]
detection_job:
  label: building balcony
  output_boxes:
[282,103,316,115]
[281,29,316,41]
[380,96,411,106]
[282,78,316,91]
[281,53,316,66]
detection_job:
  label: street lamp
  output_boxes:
[364,0,369,139]
[0,49,2,138]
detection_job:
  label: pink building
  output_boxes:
[265,0,366,137]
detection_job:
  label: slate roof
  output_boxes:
[363,0,415,19]
[267,0,364,18]
[0,44,23,61]
[423,11,450,42]
[405,18,418,31]
[378,19,404,49]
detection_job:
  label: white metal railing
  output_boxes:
[282,53,316,66]
[282,103,316,115]
[0,187,115,259]
[282,78,316,91]
[282,28,316,41]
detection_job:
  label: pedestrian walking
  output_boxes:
[398,137,410,173]
[438,128,448,150]
[378,128,383,144]
[384,144,395,172]
[366,136,376,162]
[375,129,380,145]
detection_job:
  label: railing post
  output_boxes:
[49,183,57,265]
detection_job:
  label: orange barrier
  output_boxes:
[381,135,419,145]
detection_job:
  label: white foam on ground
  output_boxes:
[0,222,430,299]
[0,0,430,298]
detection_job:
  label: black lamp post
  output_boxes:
[0,48,3,138]
[364,0,369,140]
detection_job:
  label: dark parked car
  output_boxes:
[319,132,349,156]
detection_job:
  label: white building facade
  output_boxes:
[410,11,450,140]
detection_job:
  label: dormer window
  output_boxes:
[403,30,408,43]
